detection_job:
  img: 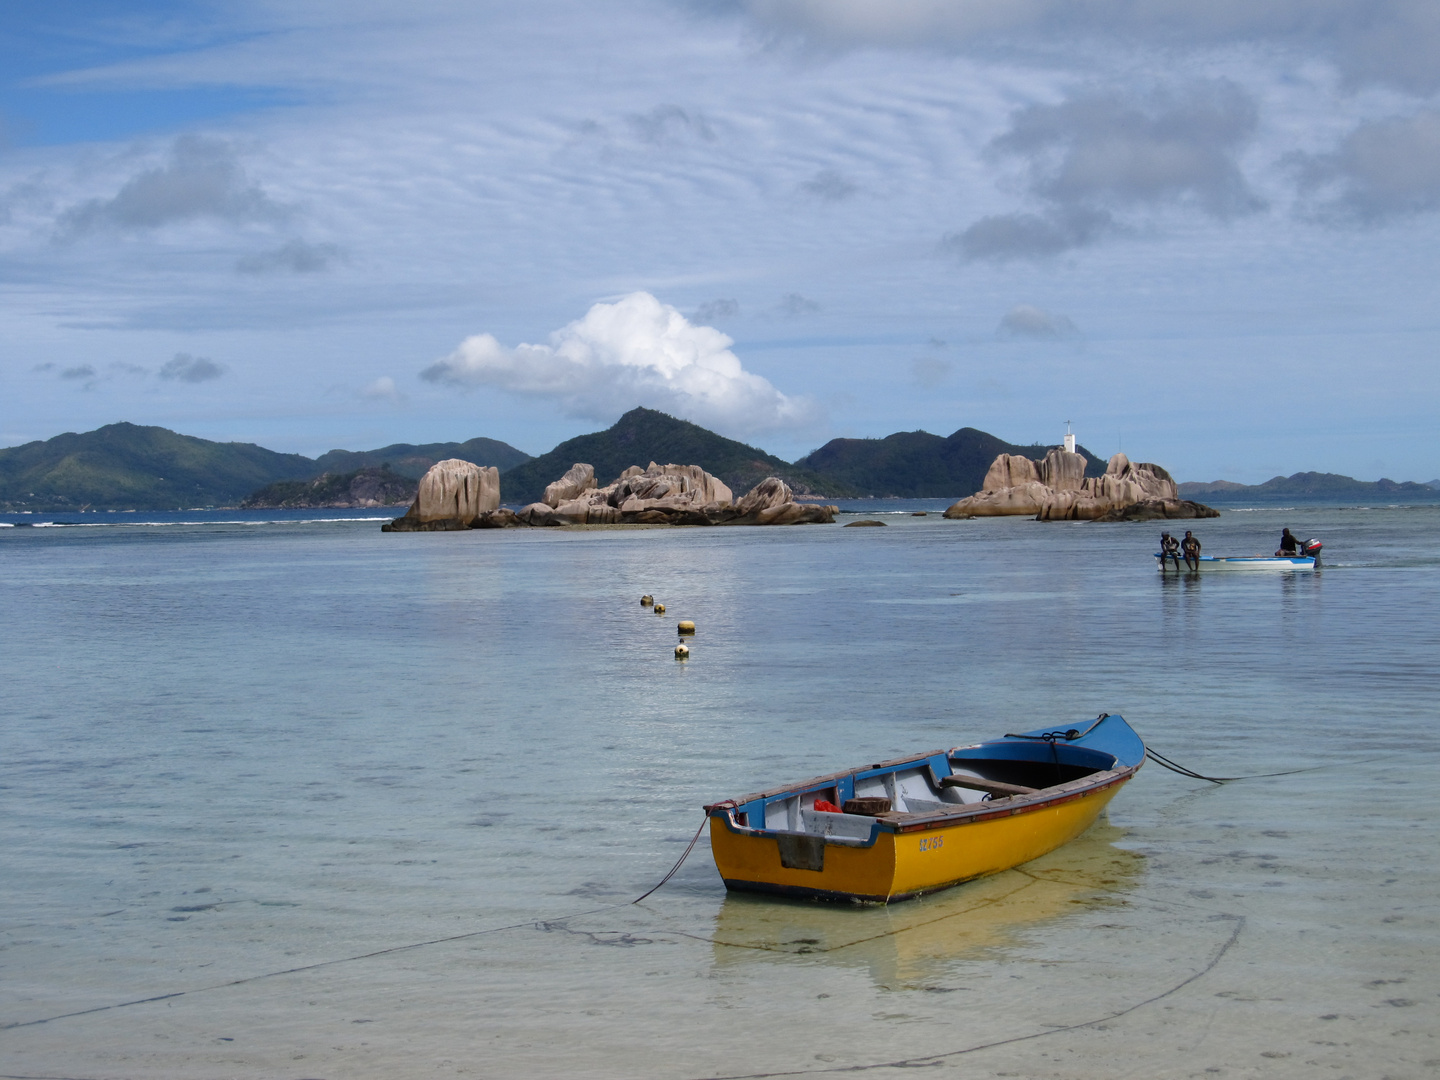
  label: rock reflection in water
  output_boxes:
[707,819,1142,990]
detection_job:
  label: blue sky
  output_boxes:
[3,0,1440,482]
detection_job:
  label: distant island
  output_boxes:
[4,410,1437,513]
[242,465,419,509]
[1179,473,1440,504]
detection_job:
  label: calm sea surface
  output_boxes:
[2,504,1437,1079]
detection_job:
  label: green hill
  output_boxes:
[0,423,316,512]
[1179,473,1440,503]
[795,429,1109,499]
[499,408,849,504]
[0,424,532,512]
[313,437,529,479]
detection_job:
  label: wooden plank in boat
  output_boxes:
[939,775,1039,797]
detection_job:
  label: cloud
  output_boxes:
[361,376,405,402]
[159,353,226,383]
[998,304,1080,338]
[692,298,740,322]
[945,207,1114,260]
[57,136,289,238]
[236,239,343,274]
[1289,110,1440,223]
[628,104,716,144]
[60,365,96,381]
[997,83,1261,216]
[419,291,817,434]
[729,0,1440,94]
[800,168,858,201]
[911,357,950,388]
[950,82,1261,260]
[779,292,822,315]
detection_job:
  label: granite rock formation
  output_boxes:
[381,458,500,531]
[385,459,834,531]
[507,465,830,526]
[542,463,597,507]
[944,450,1217,522]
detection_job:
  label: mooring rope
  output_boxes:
[632,812,710,904]
[1143,747,1337,784]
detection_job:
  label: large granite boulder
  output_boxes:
[944,450,1091,518]
[543,463,597,507]
[383,458,499,530]
[611,462,733,511]
[525,460,739,524]
[981,454,1040,491]
[722,478,836,525]
[1038,447,1086,492]
[946,450,1209,522]
[734,476,792,515]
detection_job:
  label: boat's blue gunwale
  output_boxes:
[709,765,1139,840]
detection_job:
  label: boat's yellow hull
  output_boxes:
[709,777,1129,903]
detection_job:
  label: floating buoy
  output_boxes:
[677,620,695,635]
[674,642,689,659]
[640,595,654,606]
[654,603,666,615]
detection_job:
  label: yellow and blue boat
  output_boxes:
[705,713,1144,903]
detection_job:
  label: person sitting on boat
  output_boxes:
[1181,530,1201,571]
[1276,528,1299,557]
[1160,532,1181,570]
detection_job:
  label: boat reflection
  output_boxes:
[707,818,1142,989]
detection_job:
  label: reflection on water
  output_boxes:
[708,819,1143,989]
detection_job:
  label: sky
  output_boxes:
[3,0,1440,482]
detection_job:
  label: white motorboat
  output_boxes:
[1156,553,1317,571]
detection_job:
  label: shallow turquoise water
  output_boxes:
[2,506,1437,1078]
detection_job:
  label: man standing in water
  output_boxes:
[1160,531,1182,571]
[1181,530,1202,571]
[1277,528,1299,556]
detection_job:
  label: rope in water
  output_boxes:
[1143,746,1335,784]
[632,813,710,904]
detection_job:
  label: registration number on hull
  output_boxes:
[918,835,944,852]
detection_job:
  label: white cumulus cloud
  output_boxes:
[420,292,818,435]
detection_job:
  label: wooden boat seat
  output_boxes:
[939,774,1039,798]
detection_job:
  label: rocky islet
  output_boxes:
[943,449,1218,522]
[383,459,837,531]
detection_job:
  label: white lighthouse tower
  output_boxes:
[1063,420,1076,455]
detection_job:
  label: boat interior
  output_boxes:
[727,741,1121,843]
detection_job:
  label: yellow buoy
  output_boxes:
[677,620,695,635]
[640,595,654,606]
[674,642,689,659]
[654,603,666,615]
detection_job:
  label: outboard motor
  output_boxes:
[1302,538,1323,565]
